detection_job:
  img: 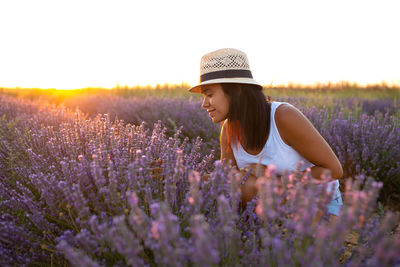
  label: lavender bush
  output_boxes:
[61,94,400,205]
[273,96,398,117]
[0,95,399,266]
[302,107,400,206]
[63,95,220,156]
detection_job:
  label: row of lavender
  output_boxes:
[61,95,400,205]
[0,95,399,266]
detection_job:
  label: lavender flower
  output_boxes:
[0,94,399,266]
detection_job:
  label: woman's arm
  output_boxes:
[220,120,258,206]
[220,120,238,167]
[201,120,238,182]
[275,104,343,181]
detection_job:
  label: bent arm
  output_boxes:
[220,120,258,207]
[202,120,239,182]
[275,104,343,181]
[220,120,238,168]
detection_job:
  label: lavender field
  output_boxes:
[0,91,399,266]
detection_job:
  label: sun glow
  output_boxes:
[0,0,399,89]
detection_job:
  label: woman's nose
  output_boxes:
[201,97,209,109]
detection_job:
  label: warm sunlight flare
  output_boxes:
[0,0,399,89]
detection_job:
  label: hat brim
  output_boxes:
[188,78,263,93]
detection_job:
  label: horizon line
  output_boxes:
[1,80,400,90]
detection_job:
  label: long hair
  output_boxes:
[221,83,271,151]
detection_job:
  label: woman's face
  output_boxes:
[201,83,230,123]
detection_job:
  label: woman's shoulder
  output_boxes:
[274,102,303,124]
[269,101,297,116]
[274,102,311,145]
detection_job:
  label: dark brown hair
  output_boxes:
[221,83,271,151]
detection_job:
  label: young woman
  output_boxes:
[188,48,343,216]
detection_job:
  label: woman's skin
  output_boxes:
[201,83,343,206]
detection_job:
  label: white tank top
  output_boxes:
[231,101,339,192]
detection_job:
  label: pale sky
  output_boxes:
[0,0,399,89]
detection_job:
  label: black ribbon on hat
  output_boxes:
[200,69,253,82]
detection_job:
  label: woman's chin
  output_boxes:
[211,117,222,123]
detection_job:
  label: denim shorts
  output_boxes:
[326,188,343,216]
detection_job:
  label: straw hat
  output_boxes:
[188,48,262,93]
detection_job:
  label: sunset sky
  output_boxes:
[0,0,399,89]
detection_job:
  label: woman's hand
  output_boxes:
[241,163,267,178]
[237,165,268,209]
[201,173,210,182]
[238,172,258,210]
